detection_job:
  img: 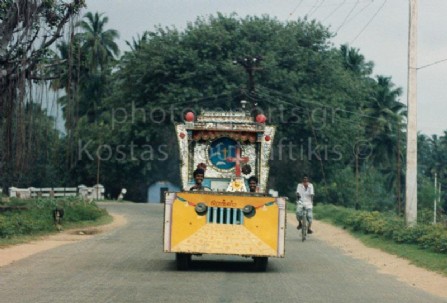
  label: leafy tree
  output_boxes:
[418,132,447,213]
[0,0,85,190]
[125,32,149,52]
[20,103,66,186]
[72,14,390,201]
[418,133,432,176]
[318,166,394,211]
[51,11,120,173]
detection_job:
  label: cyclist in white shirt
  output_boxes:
[296,176,315,234]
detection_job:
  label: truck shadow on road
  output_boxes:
[118,258,280,273]
[166,259,280,273]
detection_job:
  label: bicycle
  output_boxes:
[296,200,310,242]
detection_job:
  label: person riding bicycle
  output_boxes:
[296,176,314,234]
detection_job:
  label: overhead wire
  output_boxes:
[322,0,347,23]
[307,0,326,18]
[350,0,388,44]
[256,85,380,120]
[417,58,447,70]
[342,0,375,27]
[335,0,360,32]
[162,87,367,127]
[288,0,306,20]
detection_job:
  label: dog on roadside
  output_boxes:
[52,208,64,231]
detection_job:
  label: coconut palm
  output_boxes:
[340,44,374,76]
[361,76,406,213]
[364,76,405,166]
[78,12,120,71]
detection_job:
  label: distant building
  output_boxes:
[147,181,180,203]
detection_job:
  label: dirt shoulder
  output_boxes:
[288,214,447,299]
[0,213,127,268]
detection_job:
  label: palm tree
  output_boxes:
[125,32,149,52]
[75,12,120,123]
[362,76,406,212]
[364,76,405,166]
[51,12,120,170]
[78,12,120,71]
[340,44,374,76]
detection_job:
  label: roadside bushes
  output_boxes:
[63,202,105,222]
[0,197,107,239]
[314,204,447,254]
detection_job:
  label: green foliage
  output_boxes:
[286,199,296,212]
[6,9,445,210]
[64,203,105,222]
[78,11,120,70]
[418,227,447,253]
[417,176,437,213]
[318,166,394,211]
[0,207,54,238]
[0,103,67,189]
[1,1,86,191]
[73,14,400,201]
[418,133,447,213]
[0,198,107,239]
[314,204,447,254]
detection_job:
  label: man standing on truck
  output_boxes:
[248,176,259,193]
[296,176,314,233]
[189,168,211,191]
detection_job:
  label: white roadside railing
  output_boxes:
[8,184,105,200]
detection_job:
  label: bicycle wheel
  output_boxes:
[301,211,307,242]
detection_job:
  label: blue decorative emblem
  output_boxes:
[208,138,237,169]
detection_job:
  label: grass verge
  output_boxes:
[353,231,447,276]
[316,216,447,277]
[287,204,447,276]
[1,197,113,244]
[0,213,113,248]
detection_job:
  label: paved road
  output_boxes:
[0,202,445,303]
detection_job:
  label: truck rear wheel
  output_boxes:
[253,257,268,272]
[175,253,191,270]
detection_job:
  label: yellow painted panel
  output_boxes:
[170,192,279,255]
[172,224,276,256]
[243,205,279,251]
[171,195,207,248]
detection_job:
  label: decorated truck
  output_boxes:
[163,109,286,271]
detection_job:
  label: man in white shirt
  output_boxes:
[296,176,315,233]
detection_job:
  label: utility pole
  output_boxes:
[437,183,441,223]
[397,127,402,215]
[433,173,437,224]
[405,0,418,226]
[355,148,359,209]
[96,154,100,199]
[233,56,263,101]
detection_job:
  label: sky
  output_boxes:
[84,0,447,136]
